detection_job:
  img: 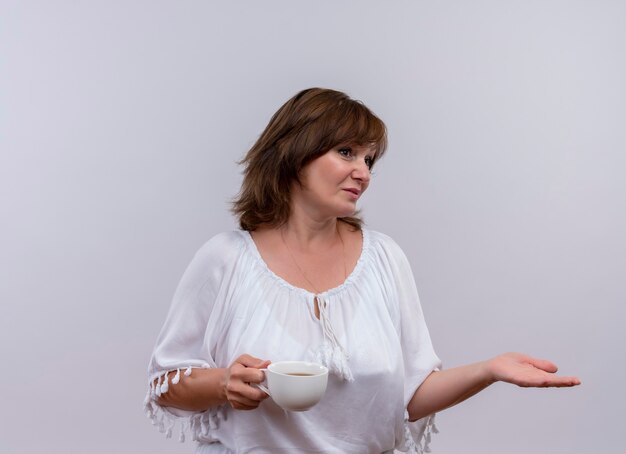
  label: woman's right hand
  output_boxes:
[224,354,271,410]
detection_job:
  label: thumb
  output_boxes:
[253,359,272,369]
[528,357,558,373]
[237,354,271,369]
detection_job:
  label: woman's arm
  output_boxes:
[156,354,271,412]
[407,352,581,421]
[156,367,228,411]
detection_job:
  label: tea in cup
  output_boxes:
[256,361,328,411]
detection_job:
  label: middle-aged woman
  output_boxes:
[145,88,580,453]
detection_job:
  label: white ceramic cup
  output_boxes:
[256,361,328,411]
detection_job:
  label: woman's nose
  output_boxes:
[351,159,371,182]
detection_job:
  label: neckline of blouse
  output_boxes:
[241,227,371,299]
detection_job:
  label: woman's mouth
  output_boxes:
[342,188,361,199]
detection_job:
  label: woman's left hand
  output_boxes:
[486,352,581,388]
[408,351,581,421]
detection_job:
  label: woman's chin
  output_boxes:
[336,207,358,218]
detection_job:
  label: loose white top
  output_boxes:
[145,229,442,453]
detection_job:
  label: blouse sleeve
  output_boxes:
[143,232,240,442]
[384,235,442,454]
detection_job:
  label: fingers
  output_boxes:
[236,354,271,369]
[225,380,269,407]
[225,380,269,410]
[495,353,580,389]
[523,356,580,386]
[543,375,581,387]
[527,357,559,374]
[231,364,262,382]
[233,354,271,383]
[517,371,582,388]
[503,352,558,373]
[226,354,272,411]
[231,361,268,384]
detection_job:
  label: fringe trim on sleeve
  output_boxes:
[400,410,439,454]
[144,367,226,442]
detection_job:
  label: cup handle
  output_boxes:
[252,368,271,396]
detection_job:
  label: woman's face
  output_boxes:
[291,144,374,220]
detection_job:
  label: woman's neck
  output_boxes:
[280,214,342,253]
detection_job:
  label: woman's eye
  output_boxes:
[338,147,352,158]
[364,156,374,169]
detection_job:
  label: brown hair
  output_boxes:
[232,87,387,231]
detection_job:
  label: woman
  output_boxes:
[144,88,580,453]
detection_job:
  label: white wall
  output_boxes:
[1,1,624,453]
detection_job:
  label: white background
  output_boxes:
[1,1,624,453]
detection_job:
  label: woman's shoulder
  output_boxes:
[192,230,248,267]
[199,230,245,249]
[362,228,414,271]
[364,228,405,254]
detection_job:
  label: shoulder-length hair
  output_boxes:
[232,87,387,231]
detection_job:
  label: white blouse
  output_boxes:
[145,229,442,453]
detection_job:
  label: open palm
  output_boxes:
[488,352,581,388]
